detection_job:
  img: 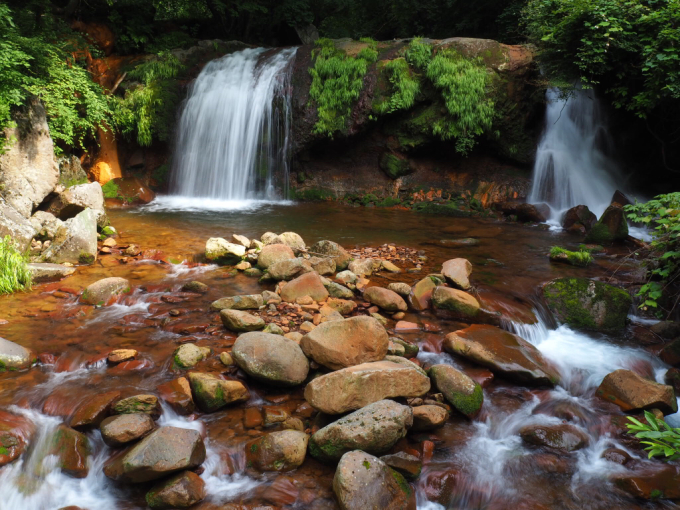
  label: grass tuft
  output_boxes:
[0,236,32,294]
[550,246,593,267]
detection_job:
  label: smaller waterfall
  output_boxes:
[529,88,622,221]
[170,47,296,204]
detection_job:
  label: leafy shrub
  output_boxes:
[0,236,31,294]
[114,52,184,146]
[628,411,680,460]
[426,49,495,154]
[309,38,378,137]
[375,58,420,114]
[405,38,432,70]
[625,192,680,314]
[549,246,593,267]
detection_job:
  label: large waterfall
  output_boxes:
[169,47,296,205]
[529,88,622,221]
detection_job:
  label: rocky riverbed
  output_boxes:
[0,202,678,510]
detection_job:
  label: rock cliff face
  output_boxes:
[289,37,544,205]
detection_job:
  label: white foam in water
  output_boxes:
[164,260,219,280]
[142,195,295,213]
[200,445,263,504]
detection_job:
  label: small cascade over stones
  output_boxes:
[529,87,623,222]
[169,47,296,204]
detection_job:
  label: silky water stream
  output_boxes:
[0,202,676,510]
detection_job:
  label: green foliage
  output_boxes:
[0,4,114,153]
[550,246,593,267]
[426,49,495,154]
[375,58,420,114]
[0,236,32,295]
[102,180,122,199]
[628,411,680,461]
[114,52,184,146]
[309,38,378,137]
[625,192,680,314]
[524,0,680,117]
[405,38,432,70]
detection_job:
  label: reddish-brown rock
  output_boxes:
[158,377,195,415]
[596,369,677,415]
[69,390,121,429]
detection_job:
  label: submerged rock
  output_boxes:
[429,364,483,418]
[187,372,249,412]
[100,413,155,447]
[280,271,329,303]
[304,360,430,414]
[364,286,408,313]
[232,332,309,386]
[613,465,680,500]
[333,451,413,510]
[444,325,560,386]
[520,423,589,452]
[0,337,35,371]
[247,430,309,471]
[543,278,631,331]
[596,369,677,415]
[146,470,206,509]
[309,240,351,270]
[81,277,130,306]
[220,309,265,332]
[205,237,246,263]
[310,400,413,461]
[300,316,388,370]
[104,426,206,483]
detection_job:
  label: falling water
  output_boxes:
[529,88,622,222]
[169,47,296,205]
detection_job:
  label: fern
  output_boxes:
[405,38,432,70]
[375,58,420,115]
[0,236,31,295]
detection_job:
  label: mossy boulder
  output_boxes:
[173,344,211,369]
[187,372,250,413]
[80,277,131,306]
[428,364,483,418]
[380,152,413,180]
[112,395,161,419]
[584,205,629,244]
[543,278,631,332]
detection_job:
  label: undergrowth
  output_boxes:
[0,236,31,294]
[374,58,420,114]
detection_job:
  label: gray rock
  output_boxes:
[29,211,63,241]
[205,238,246,263]
[308,256,336,276]
[348,258,376,276]
[27,263,75,281]
[268,257,313,281]
[81,277,130,306]
[335,270,357,285]
[232,332,309,386]
[309,240,351,270]
[220,309,265,332]
[387,282,411,296]
[46,182,108,228]
[0,198,36,251]
[325,280,354,299]
[41,208,98,264]
[0,337,34,371]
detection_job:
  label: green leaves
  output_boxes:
[627,411,680,461]
[0,236,31,295]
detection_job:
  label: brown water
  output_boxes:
[0,202,673,510]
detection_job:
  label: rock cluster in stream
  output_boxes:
[3,229,680,507]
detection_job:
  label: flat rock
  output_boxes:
[412,405,449,431]
[27,263,75,281]
[431,286,480,320]
[304,360,430,414]
[310,400,413,461]
[104,426,206,483]
[69,390,121,429]
[520,423,589,452]
[211,294,263,311]
[112,394,161,419]
[232,332,309,386]
[300,316,388,370]
[100,413,155,447]
[596,369,677,415]
[380,451,422,481]
[444,325,560,386]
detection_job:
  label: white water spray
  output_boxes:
[529,88,622,222]
[170,47,296,202]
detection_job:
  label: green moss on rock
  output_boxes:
[380,153,412,179]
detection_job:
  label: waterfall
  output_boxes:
[529,88,622,221]
[169,47,296,204]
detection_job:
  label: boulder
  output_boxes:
[498,202,549,222]
[388,282,411,296]
[310,400,413,461]
[562,205,597,232]
[412,405,449,431]
[651,321,680,339]
[280,271,329,303]
[187,372,250,412]
[325,281,354,299]
[173,344,210,369]
[309,240,351,270]
[364,286,408,313]
[112,395,161,419]
[157,377,195,415]
[429,364,483,418]
[300,316,388,370]
[611,190,632,208]
[0,97,59,218]
[69,390,120,429]
[380,452,422,481]
[268,257,313,281]
[660,339,680,366]
[26,263,75,281]
[381,260,402,273]
[232,332,309,386]
[278,232,306,254]
[100,413,155,447]
[146,470,206,509]
[444,325,560,386]
[205,238,246,263]
[333,451,413,510]
[543,278,631,331]
[441,259,473,290]
[220,309,265,332]
[596,369,677,415]
[257,243,295,269]
[0,199,36,251]
[104,426,206,483]
[49,425,91,478]
[520,424,589,452]
[432,286,480,319]
[247,430,309,471]
[585,205,629,244]
[408,277,437,311]
[261,232,281,245]
[0,411,31,467]
[0,337,34,371]
[81,277,130,306]
[42,208,98,264]
[304,360,430,414]
[46,182,108,228]
[348,258,376,276]
[309,256,336,275]
[210,294,263,311]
